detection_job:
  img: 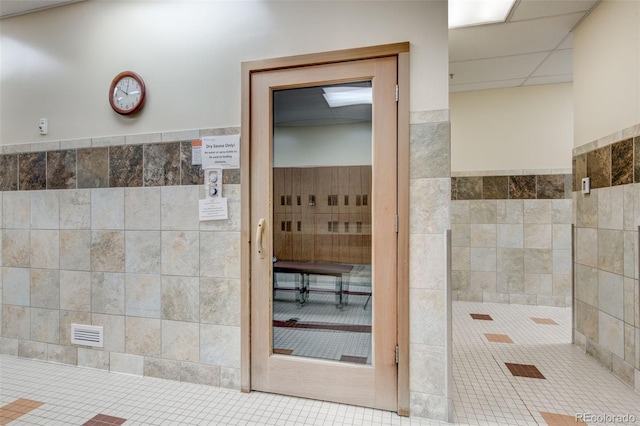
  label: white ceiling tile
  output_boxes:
[0,0,83,19]
[450,79,527,93]
[450,52,548,85]
[523,75,573,86]
[531,49,573,76]
[449,12,584,61]
[557,33,573,49]
[510,0,599,21]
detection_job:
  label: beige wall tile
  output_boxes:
[125,274,161,318]
[161,186,200,231]
[180,361,220,386]
[409,344,445,396]
[3,267,30,306]
[30,230,59,269]
[2,305,30,339]
[200,277,240,326]
[161,231,199,276]
[3,192,30,229]
[144,357,179,380]
[162,276,199,322]
[597,270,624,321]
[60,270,91,312]
[60,230,91,271]
[91,188,124,230]
[597,229,624,274]
[200,324,240,368]
[30,191,59,230]
[125,317,161,357]
[60,190,91,230]
[200,232,240,279]
[162,320,199,363]
[91,231,125,272]
[92,313,124,353]
[91,272,125,315]
[30,308,59,344]
[30,269,59,309]
[125,231,161,274]
[47,344,77,365]
[497,224,523,249]
[77,348,109,370]
[110,352,143,375]
[3,230,30,267]
[598,311,624,358]
[18,340,47,360]
[125,187,161,230]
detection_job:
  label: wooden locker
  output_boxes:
[290,168,302,215]
[315,167,333,214]
[301,167,316,215]
[299,213,316,262]
[273,168,286,214]
[348,166,362,215]
[315,213,334,262]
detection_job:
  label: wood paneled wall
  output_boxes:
[273,166,372,264]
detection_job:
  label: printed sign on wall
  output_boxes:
[201,135,240,169]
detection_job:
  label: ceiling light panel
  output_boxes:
[449,0,516,29]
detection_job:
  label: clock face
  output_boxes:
[109,71,146,115]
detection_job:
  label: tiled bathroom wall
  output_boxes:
[0,114,455,420]
[451,171,573,307]
[0,128,242,389]
[572,124,640,393]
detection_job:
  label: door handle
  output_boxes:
[256,218,266,259]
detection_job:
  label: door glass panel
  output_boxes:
[272,81,372,364]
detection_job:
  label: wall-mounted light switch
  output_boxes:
[581,177,590,194]
[38,118,48,135]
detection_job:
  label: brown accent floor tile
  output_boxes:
[0,399,44,425]
[531,317,558,325]
[506,363,546,379]
[470,313,493,321]
[340,355,368,364]
[272,320,371,333]
[541,411,585,425]
[484,333,514,343]
[273,348,294,355]
[82,414,127,426]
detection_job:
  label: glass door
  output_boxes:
[250,56,398,410]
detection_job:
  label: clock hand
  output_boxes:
[115,86,129,96]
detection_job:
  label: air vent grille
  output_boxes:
[71,324,103,347]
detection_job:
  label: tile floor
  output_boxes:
[1,301,639,425]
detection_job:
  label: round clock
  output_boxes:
[109,71,146,115]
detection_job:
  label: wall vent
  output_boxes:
[71,324,103,347]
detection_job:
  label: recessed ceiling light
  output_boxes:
[449,0,515,29]
[322,87,372,108]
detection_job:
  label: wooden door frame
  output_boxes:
[240,42,410,416]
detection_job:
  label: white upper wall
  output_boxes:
[450,83,573,172]
[573,0,640,147]
[0,0,448,145]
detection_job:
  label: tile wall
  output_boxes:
[451,171,573,307]
[0,128,242,390]
[572,123,640,392]
[0,114,455,420]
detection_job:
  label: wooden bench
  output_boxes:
[273,261,354,308]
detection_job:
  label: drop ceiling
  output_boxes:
[1,0,601,95]
[450,0,601,92]
[0,0,83,19]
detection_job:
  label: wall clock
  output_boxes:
[109,71,146,115]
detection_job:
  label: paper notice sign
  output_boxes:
[192,139,202,166]
[199,197,228,221]
[201,135,240,169]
